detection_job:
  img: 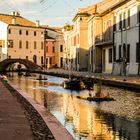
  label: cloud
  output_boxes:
[5,0,39,7]
[11,0,38,4]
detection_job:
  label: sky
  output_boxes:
[0,0,101,27]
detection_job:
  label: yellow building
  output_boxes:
[0,12,45,67]
[88,0,118,73]
[63,8,91,71]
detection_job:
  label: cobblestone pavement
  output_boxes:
[0,80,34,140]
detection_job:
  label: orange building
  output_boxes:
[44,35,55,68]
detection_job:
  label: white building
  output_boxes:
[0,21,8,61]
[113,0,140,75]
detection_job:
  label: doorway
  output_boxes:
[33,55,37,64]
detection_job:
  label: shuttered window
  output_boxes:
[113,46,116,61]
[127,44,130,62]
[119,45,122,59]
[136,43,140,63]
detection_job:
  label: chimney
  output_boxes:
[36,20,40,27]
[11,11,20,16]
[12,17,16,24]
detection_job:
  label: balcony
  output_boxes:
[95,34,113,46]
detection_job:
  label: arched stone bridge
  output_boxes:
[0,59,42,72]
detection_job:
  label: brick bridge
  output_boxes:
[0,59,42,72]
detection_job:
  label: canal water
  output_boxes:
[7,73,140,140]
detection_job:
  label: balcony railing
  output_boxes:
[95,34,113,45]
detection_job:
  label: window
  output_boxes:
[123,12,126,29]
[60,57,63,67]
[108,20,112,40]
[136,43,140,63]
[41,56,44,64]
[137,5,140,24]
[60,45,63,52]
[128,9,130,27]
[77,52,79,64]
[113,46,116,61]
[119,14,122,30]
[26,56,28,59]
[44,31,48,39]
[50,57,52,64]
[109,48,112,63]
[53,46,55,53]
[113,16,117,31]
[33,55,37,64]
[119,45,122,59]
[46,46,48,52]
[46,58,48,65]
[26,41,29,49]
[127,44,130,63]
[9,56,11,59]
[34,31,36,36]
[19,40,22,49]
[41,42,43,50]
[77,34,79,44]
[34,41,36,49]
[74,36,76,46]
[8,40,13,48]
[26,30,28,35]
[19,30,22,35]
[9,29,11,34]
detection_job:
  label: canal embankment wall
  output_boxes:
[4,81,75,140]
[34,69,140,91]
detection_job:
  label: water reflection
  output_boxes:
[7,73,140,140]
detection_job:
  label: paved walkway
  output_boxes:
[0,81,34,140]
[43,68,140,84]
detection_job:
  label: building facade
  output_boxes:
[0,21,8,62]
[45,27,64,68]
[113,0,140,75]
[44,35,55,68]
[0,12,45,67]
[63,9,90,71]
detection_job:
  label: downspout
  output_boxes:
[7,24,10,59]
[112,14,115,75]
[121,16,123,76]
[138,8,140,75]
[44,31,47,68]
[101,16,103,73]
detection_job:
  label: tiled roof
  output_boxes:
[42,25,63,33]
[0,13,36,27]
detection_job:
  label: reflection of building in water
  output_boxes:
[61,94,128,140]
[25,80,45,105]
[100,111,140,140]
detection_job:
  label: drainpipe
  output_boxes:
[121,17,123,76]
[138,11,140,75]
[101,17,103,73]
[7,25,10,59]
[112,13,115,75]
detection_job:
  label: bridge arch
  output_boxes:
[0,59,42,72]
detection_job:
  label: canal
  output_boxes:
[7,73,140,140]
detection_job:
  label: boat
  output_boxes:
[63,78,85,90]
[77,96,115,102]
[82,78,94,90]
